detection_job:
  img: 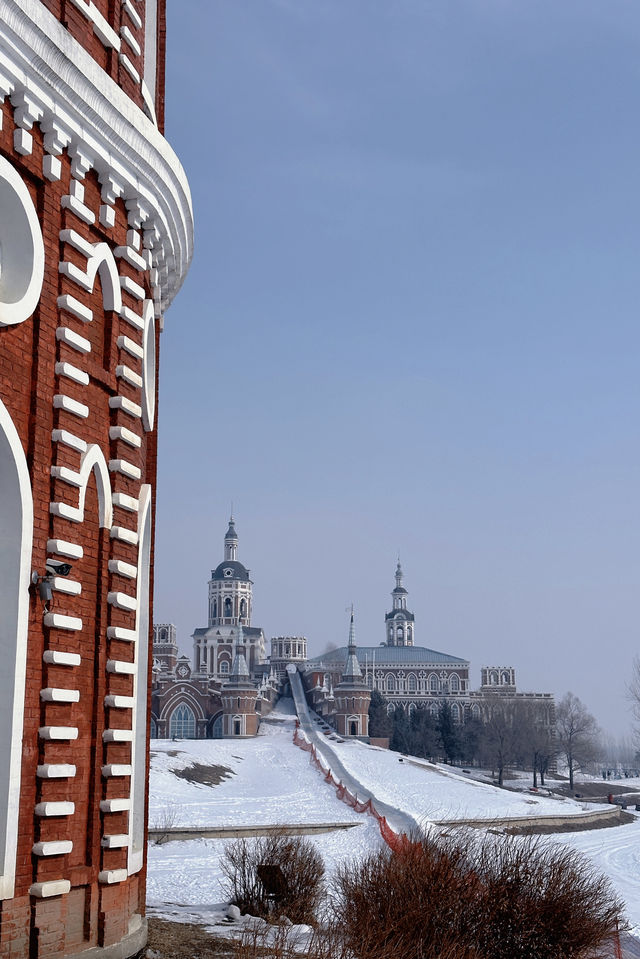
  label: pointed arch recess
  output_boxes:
[78,445,113,528]
[0,400,33,899]
[86,243,122,314]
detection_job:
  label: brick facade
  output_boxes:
[0,1,192,956]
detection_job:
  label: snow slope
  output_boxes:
[147,701,640,935]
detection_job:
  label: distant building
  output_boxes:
[151,519,275,738]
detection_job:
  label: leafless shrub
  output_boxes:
[331,831,625,959]
[150,803,178,844]
[471,833,626,959]
[221,832,325,926]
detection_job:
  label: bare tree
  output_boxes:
[627,656,640,745]
[556,693,600,790]
[479,696,525,787]
[518,701,556,788]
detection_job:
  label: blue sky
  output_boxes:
[154,0,640,738]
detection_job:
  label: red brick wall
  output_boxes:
[0,88,159,957]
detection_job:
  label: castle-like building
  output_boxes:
[151,519,277,739]
[154,528,554,743]
[0,2,192,955]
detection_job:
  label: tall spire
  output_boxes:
[395,558,403,590]
[229,624,250,681]
[342,607,363,681]
[224,514,238,561]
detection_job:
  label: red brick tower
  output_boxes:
[334,611,371,739]
[0,1,192,956]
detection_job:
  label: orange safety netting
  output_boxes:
[292,727,407,852]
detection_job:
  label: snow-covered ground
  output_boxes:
[147,701,640,937]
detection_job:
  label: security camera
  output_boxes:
[45,559,73,577]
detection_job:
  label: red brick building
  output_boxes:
[0,1,192,956]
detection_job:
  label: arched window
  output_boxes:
[160,628,167,641]
[471,704,481,720]
[212,600,217,618]
[386,703,395,716]
[150,718,157,738]
[502,671,510,684]
[170,704,196,739]
[240,599,247,618]
[397,627,404,642]
[408,702,416,715]
[408,674,417,692]
[388,627,393,642]
[429,674,439,693]
[220,661,229,674]
[386,675,396,692]
[213,715,223,739]
[490,670,498,685]
[451,703,460,724]
[429,702,439,716]
[450,674,460,692]
[407,627,412,642]
[224,597,232,617]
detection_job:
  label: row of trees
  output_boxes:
[369,689,601,788]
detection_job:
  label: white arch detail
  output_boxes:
[128,485,152,875]
[0,154,45,327]
[0,399,33,899]
[86,242,122,314]
[141,299,156,432]
[77,445,113,528]
[56,445,113,527]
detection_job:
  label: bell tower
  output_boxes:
[385,560,415,646]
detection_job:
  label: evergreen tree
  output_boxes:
[438,701,461,764]
[368,689,392,738]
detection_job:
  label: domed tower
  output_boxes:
[385,560,415,646]
[192,517,265,679]
[334,611,371,739]
[208,517,253,628]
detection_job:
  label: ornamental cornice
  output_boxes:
[0,0,193,312]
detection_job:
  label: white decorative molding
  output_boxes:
[108,591,137,611]
[114,245,146,271]
[61,192,95,225]
[128,484,151,874]
[54,361,89,386]
[116,365,143,389]
[43,650,81,667]
[38,726,79,741]
[0,0,192,311]
[50,576,81,596]
[101,834,129,848]
[107,660,135,674]
[117,335,144,360]
[110,526,138,546]
[32,841,73,856]
[38,726,78,742]
[102,765,132,778]
[30,880,71,898]
[120,275,145,301]
[100,798,130,813]
[120,305,144,331]
[109,426,141,450]
[103,729,133,742]
[108,559,137,578]
[105,695,135,709]
[106,625,136,642]
[120,25,141,58]
[141,299,156,431]
[35,802,75,817]
[53,394,89,419]
[109,458,141,481]
[0,153,45,326]
[0,399,33,900]
[57,293,93,323]
[47,539,83,559]
[109,396,141,418]
[37,764,76,779]
[122,0,142,31]
[68,0,120,51]
[55,326,91,354]
[43,613,82,631]
[52,429,87,453]
[99,869,128,885]
[50,444,114,528]
[40,688,80,703]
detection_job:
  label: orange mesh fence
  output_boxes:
[292,727,408,852]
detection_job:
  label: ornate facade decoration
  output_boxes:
[0,1,192,955]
